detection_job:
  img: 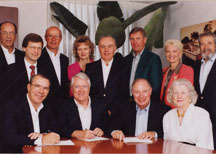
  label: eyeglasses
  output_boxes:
[0,31,16,36]
[31,83,49,92]
[46,35,61,40]
[27,46,42,51]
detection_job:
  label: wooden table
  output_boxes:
[23,138,215,153]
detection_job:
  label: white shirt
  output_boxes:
[129,50,144,95]
[101,58,113,88]
[27,94,44,145]
[199,53,216,93]
[74,97,92,130]
[46,47,61,85]
[1,45,15,65]
[24,58,37,81]
[163,104,214,150]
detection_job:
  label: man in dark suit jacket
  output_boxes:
[194,32,216,149]
[109,79,170,141]
[121,27,162,102]
[38,26,69,106]
[85,35,123,116]
[58,72,108,139]
[7,33,44,100]
[0,21,24,104]
[1,74,60,152]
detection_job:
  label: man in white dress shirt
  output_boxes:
[85,35,123,116]
[1,74,60,152]
[194,32,216,149]
[58,72,108,139]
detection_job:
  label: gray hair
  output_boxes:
[167,79,198,105]
[164,39,183,54]
[70,72,91,87]
[199,32,216,45]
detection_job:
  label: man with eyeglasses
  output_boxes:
[1,74,60,152]
[6,33,44,99]
[0,21,24,71]
[38,26,69,112]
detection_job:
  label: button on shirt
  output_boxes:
[129,50,144,95]
[74,97,92,130]
[27,94,43,145]
[24,58,37,81]
[1,45,15,65]
[199,54,216,93]
[101,58,113,88]
[46,47,61,85]
[135,102,150,136]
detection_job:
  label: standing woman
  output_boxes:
[68,35,94,96]
[160,39,194,108]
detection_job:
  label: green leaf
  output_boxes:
[144,7,168,50]
[50,2,88,37]
[97,1,124,22]
[122,1,177,29]
[95,16,125,48]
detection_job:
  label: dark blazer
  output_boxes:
[0,46,24,72]
[120,49,162,101]
[1,95,59,152]
[85,53,123,114]
[194,59,216,149]
[58,98,109,138]
[108,99,170,138]
[6,58,42,100]
[38,48,69,102]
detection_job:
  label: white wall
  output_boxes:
[1,1,216,67]
[0,0,48,49]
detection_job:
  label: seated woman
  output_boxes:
[160,39,194,108]
[58,72,108,140]
[68,35,94,96]
[163,79,213,150]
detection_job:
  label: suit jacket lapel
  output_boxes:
[23,96,34,133]
[202,60,216,95]
[135,49,149,78]
[98,60,105,88]
[0,46,8,69]
[106,57,118,89]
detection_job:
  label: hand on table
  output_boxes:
[42,132,60,145]
[111,130,125,141]
[138,131,155,140]
[93,128,104,137]
[28,132,42,140]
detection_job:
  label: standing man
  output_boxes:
[38,26,69,103]
[0,21,24,71]
[85,35,123,116]
[8,33,44,99]
[0,21,24,104]
[194,32,216,149]
[109,79,170,141]
[121,27,162,102]
[1,74,60,152]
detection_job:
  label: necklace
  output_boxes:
[177,110,185,117]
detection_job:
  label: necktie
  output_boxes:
[30,65,35,77]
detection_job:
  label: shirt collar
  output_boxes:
[24,58,37,68]
[1,44,15,54]
[132,49,144,58]
[201,53,216,64]
[136,101,151,111]
[26,94,43,113]
[101,58,114,66]
[74,97,91,110]
[46,47,60,58]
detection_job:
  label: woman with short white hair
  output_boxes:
[163,79,213,150]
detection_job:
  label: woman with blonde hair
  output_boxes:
[160,39,194,108]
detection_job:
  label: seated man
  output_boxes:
[58,72,109,139]
[1,74,60,152]
[109,79,170,141]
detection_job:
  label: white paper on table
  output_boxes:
[81,136,110,142]
[123,137,153,143]
[36,140,74,147]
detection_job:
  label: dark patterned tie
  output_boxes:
[30,65,35,77]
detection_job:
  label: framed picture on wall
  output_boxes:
[180,20,216,63]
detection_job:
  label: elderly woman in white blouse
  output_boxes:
[163,79,213,150]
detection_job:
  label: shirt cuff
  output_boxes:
[154,131,158,138]
[34,136,42,146]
